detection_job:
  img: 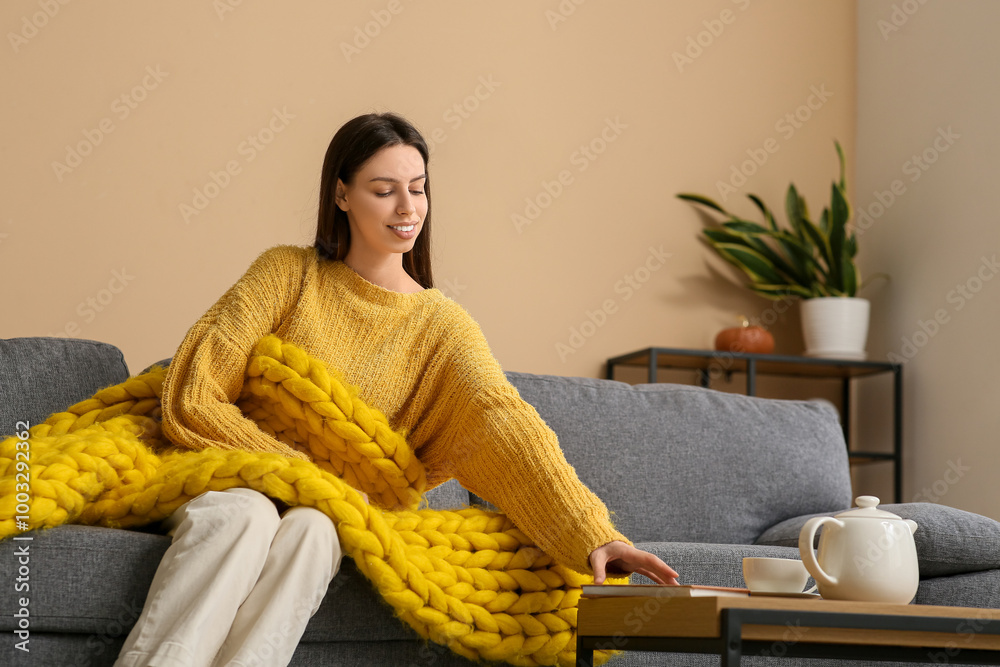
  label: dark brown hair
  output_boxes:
[315,112,433,289]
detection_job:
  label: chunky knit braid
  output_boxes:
[0,335,623,667]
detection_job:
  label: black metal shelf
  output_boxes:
[606,347,903,503]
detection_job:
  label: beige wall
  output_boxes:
[856,0,1000,519]
[3,0,855,372]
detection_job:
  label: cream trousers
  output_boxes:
[114,488,343,667]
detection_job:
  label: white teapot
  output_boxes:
[798,495,919,603]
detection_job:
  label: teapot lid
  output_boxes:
[835,496,902,520]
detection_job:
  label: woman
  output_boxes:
[116,112,678,667]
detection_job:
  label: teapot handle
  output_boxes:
[798,516,843,590]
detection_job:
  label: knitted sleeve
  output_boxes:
[435,310,632,575]
[160,245,310,460]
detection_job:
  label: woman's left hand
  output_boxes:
[589,541,679,585]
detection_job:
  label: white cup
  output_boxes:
[742,557,816,594]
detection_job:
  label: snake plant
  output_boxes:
[677,141,859,301]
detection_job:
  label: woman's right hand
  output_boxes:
[590,541,679,585]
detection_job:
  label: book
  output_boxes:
[580,584,750,598]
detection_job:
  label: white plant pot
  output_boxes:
[800,297,870,360]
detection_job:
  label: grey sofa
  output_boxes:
[2,336,999,667]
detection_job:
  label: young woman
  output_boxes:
[115,112,678,667]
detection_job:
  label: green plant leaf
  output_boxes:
[845,233,858,258]
[859,271,890,292]
[835,140,846,191]
[842,255,858,296]
[775,245,811,282]
[785,184,807,241]
[743,237,809,287]
[828,183,849,289]
[702,232,787,275]
[703,229,746,245]
[722,220,772,235]
[819,207,830,235]
[833,181,851,227]
[775,231,824,284]
[746,194,778,231]
[710,223,808,287]
[713,243,786,285]
[677,193,728,214]
[800,217,833,270]
[748,286,794,301]
[751,283,816,299]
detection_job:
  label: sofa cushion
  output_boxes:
[0,337,130,436]
[914,569,1000,608]
[140,357,173,375]
[755,502,1000,577]
[0,525,167,636]
[422,478,471,509]
[0,525,452,645]
[632,542,807,589]
[505,372,853,545]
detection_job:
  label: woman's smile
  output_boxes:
[388,222,419,239]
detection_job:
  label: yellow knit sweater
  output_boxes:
[161,244,630,574]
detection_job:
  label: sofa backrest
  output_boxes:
[505,371,853,545]
[0,337,130,436]
[8,338,852,539]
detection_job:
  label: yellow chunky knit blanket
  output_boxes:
[0,334,623,666]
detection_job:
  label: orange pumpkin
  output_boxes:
[714,317,775,354]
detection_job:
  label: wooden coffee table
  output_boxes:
[576,595,1000,665]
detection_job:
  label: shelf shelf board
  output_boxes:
[608,347,900,380]
[848,452,895,465]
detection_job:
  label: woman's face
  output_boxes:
[336,144,427,261]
